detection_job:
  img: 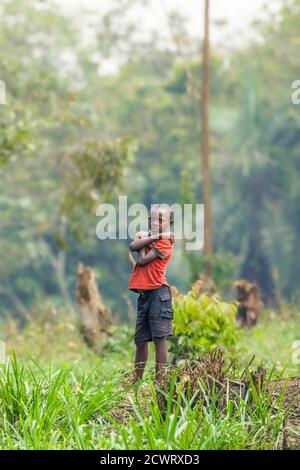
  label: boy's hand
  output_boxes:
[130,231,174,252]
[166,232,175,244]
[135,231,149,239]
[157,232,174,244]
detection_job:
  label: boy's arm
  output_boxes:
[129,234,158,252]
[136,236,174,266]
[129,232,174,252]
[128,251,136,268]
[136,248,158,266]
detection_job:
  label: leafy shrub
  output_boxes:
[170,290,239,361]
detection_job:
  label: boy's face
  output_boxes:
[148,207,173,235]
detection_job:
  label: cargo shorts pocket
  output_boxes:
[159,286,173,320]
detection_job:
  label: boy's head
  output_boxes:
[148,204,174,235]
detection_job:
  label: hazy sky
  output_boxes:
[59,0,282,47]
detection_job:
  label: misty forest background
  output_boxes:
[1,0,300,323]
[2,0,300,451]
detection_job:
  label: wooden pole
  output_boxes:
[201,0,212,274]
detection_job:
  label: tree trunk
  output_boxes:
[234,279,264,328]
[76,262,112,352]
[201,0,212,274]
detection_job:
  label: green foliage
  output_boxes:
[60,136,137,241]
[0,111,36,166]
[171,291,239,361]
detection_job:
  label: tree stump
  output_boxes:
[76,262,112,351]
[190,275,217,297]
[234,279,264,328]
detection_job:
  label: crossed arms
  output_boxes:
[128,233,174,267]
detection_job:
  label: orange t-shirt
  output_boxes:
[129,239,173,292]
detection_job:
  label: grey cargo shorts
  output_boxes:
[134,284,174,344]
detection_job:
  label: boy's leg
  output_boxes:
[134,291,152,382]
[153,337,168,384]
[134,341,148,381]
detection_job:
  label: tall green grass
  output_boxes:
[0,353,286,450]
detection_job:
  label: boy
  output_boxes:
[128,204,174,384]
